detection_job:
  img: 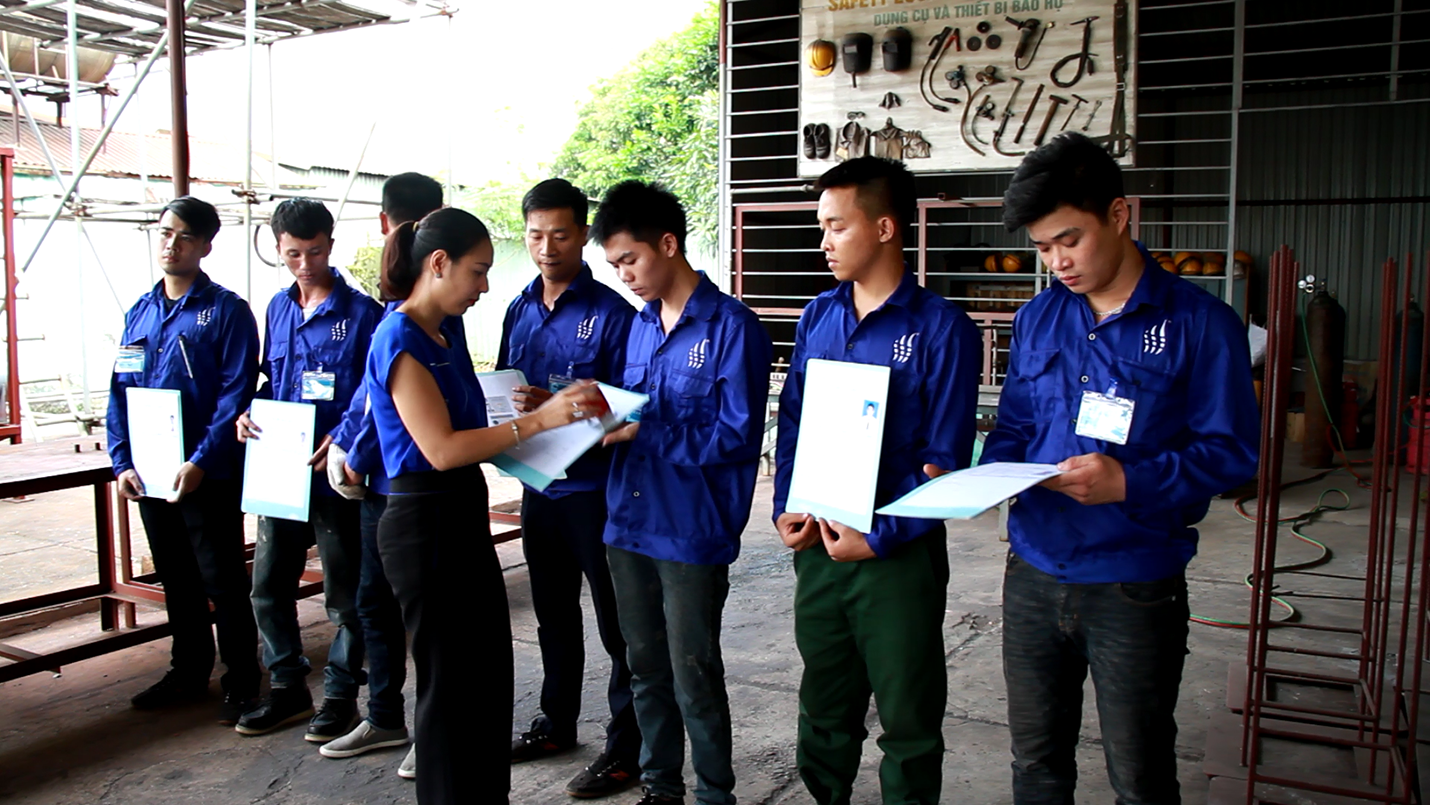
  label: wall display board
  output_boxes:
[799,0,1136,175]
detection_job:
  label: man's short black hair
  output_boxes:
[271,197,334,240]
[163,196,221,242]
[591,181,687,255]
[816,157,917,237]
[523,178,590,227]
[1002,132,1125,232]
[382,172,443,227]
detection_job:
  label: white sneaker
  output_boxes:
[398,744,417,779]
[318,720,410,759]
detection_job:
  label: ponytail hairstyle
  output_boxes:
[380,207,492,300]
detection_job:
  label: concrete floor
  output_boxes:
[0,470,1388,804]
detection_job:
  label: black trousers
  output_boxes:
[521,489,640,761]
[379,468,512,805]
[135,479,260,697]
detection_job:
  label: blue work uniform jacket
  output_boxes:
[255,270,383,497]
[981,242,1260,584]
[107,271,260,483]
[496,264,636,497]
[604,273,774,565]
[772,271,981,557]
[330,304,467,496]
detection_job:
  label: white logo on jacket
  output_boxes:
[688,338,710,369]
[892,332,920,363]
[1143,319,1170,355]
[577,315,598,341]
[331,319,348,341]
[196,307,214,327]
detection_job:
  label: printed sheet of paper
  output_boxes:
[241,399,317,522]
[784,359,890,533]
[489,383,648,492]
[125,387,185,503]
[477,369,526,426]
[876,463,1064,520]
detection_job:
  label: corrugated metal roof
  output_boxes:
[0,110,309,185]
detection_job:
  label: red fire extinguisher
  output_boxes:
[1408,397,1430,475]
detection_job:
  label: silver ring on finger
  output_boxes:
[574,410,586,420]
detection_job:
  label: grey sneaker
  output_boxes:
[398,744,416,780]
[319,719,410,759]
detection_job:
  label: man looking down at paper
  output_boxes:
[496,178,642,799]
[771,156,979,805]
[364,208,606,805]
[595,181,773,805]
[106,196,263,723]
[982,132,1259,804]
[233,198,383,740]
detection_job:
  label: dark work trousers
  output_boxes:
[135,479,260,697]
[357,492,407,731]
[521,489,640,761]
[379,467,512,805]
[1002,550,1190,805]
[793,527,949,805]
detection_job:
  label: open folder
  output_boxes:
[477,372,648,492]
[876,462,1063,520]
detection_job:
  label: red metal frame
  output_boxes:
[2,147,19,444]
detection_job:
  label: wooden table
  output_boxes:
[0,438,172,682]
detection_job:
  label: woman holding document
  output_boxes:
[364,207,606,805]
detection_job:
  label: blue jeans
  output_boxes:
[1002,551,1189,805]
[358,493,407,730]
[607,546,734,805]
[251,494,366,699]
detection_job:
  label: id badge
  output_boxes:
[1075,390,1135,445]
[301,371,337,401]
[548,373,576,394]
[115,346,145,373]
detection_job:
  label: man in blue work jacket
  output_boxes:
[321,172,447,776]
[499,178,642,799]
[772,156,980,805]
[107,195,263,724]
[983,132,1259,804]
[234,198,383,740]
[595,181,773,805]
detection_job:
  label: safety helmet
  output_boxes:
[807,39,837,77]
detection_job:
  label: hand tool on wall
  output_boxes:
[960,86,988,156]
[1081,99,1103,131]
[994,76,1025,145]
[968,35,982,51]
[1014,82,1043,143]
[842,32,873,88]
[976,96,997,120]
[1035,94,1068,145]
[987,34,1002,49]
[975,65,1004,84]
[1051,17,1098,88]
[947,65,967,90]
[918,27,956,112]
[1006,16,1048,71]
[1099,0,1134,157]
[1063,95,1087,130]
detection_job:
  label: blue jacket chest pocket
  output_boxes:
[1014,348,1061,418]
[1112,357,1178,445]
[669,370,716,424]
[565,343,599,379]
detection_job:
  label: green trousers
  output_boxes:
[793,527,950,805]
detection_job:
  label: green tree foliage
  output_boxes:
[552,2,719,248]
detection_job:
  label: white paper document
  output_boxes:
[876,462,1064,520]
[489,383,648,492]
[784,359,891,533]
[125,387,186,503]
[477,369,526,426]
[241,399,317,522]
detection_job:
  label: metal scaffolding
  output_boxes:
[0,0,450,443]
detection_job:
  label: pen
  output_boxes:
[177,335,194,379]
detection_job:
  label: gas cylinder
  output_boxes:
[1301,290,1346,468]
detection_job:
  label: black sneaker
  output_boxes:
[305,698,359,743]
[234,686,314,736]
[131,671,207,710]
[634,788,683,805]
[218,692,257,726]
[510,719,576,763]
[565,753,640,798]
